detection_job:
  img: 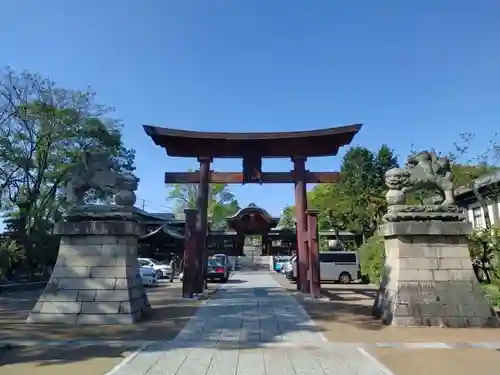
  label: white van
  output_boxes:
[287,251,360,284]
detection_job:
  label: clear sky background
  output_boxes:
[2,1,500,218]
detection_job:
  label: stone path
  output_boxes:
[107,271,393,375]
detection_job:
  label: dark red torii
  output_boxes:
[143,124,362,298]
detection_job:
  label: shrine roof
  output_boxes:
[142,124,362,158]
[226,203,280,233]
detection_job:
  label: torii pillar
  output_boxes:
[182,208,198,298]
[195,157,211,293]
[307,210,321,298]
[293,156,310,294]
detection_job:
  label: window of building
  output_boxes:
[472,207,484,228]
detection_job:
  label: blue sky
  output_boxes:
[2,1,500,217]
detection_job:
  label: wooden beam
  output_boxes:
[165,171,340,184]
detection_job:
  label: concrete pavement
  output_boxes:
[108,271,392,375]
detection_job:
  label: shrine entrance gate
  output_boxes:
[143,124,362,298]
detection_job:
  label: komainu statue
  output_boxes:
[383,151,464,222]
[65,152,139,207]
[403,151,455,205]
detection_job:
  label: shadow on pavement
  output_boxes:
[0,345,133,370]
[269,272,381,330]
[0,272,327,368]
[223,279,247,284]
[270,272,500,345]
[0,283,214,342]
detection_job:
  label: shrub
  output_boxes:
[358,234,385,284]
[0,239,25,280]
[483,281,500,308]
[468,225,500,283]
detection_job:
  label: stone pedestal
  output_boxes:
[27,219,150,324]
[373,221,499,327]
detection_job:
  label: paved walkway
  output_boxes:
[107,271,393,375]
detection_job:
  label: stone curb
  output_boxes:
[0,340,153,348]
[1,339,500,350]
[0,281,47,294]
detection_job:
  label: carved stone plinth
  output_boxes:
[383,205,466,222]
[373,221,499,328]
[27,219,150,324]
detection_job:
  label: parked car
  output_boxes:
[274,256,292,272]
[178,256,230,283]
[139,266,157,286]
[207,259,229,282]
[138,258,172,279]
[212,253,232,272]
[282,255,295,276]
[286,251,360,284]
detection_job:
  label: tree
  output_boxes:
[339,146,398,238]
[0,238,25,280]
[307,145,398,242]
[167,180,240,230]
[0,67,135,275]
[468,225,500,283]
[278,205,295,230]
[0,67,135,231]
[374,144,399,188]
[308,183,349,232]
[450,133,500,227]
[447,133,500,284]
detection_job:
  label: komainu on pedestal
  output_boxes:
[373,151,499,327]
[27,152,151,325]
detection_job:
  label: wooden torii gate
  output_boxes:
[143,124,362,298]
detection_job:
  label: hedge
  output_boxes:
[357,233,385,285]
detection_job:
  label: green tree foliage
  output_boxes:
[167,180,240,230]
[452,164,499,189]
[278,205,295,229]
[374,145,399,187]
[450,133,500,226]
[308,145,398,240]
[469,226,500,281]
[0,238,25,280]
[468,225,500,307]
[357,233,385,284]
[305,134,500,289]
[340,147,379,235]
[2,216,59,275]
[0,67,135,232]
[308,183,349,232]
[0,67,135,276]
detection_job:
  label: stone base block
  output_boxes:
[373,221,500,328]
[27,219,151,325]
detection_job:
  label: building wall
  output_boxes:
[465,196,500,229]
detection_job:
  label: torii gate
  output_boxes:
[143,124,362,298]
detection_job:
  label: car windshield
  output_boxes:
[149,259,160,264]
[208,259,223,267]
[213,255,226,263]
